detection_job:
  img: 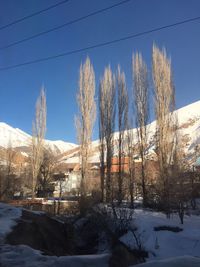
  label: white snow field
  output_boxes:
[0,203,109,267]
[58,100,200,164]
[0,202,22,243]
[0,245,109,267]
[136,256,200,267]
[1,99,200,164]
[0,122,77,154]
[1,203,200,266]
[120,209,200,261]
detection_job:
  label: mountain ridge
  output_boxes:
[0,100,200,163]
[0,122,77,155]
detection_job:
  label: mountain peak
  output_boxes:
[0,100,199,159]
[0,121,77,154]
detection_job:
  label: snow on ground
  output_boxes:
[1,202,200,266]
[0,202,109,267]
[136,255,200,267]
[0,245,109,267]
[120,209,200,262]
[0,202,22,243]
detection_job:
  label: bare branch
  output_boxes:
[31,87,46,198]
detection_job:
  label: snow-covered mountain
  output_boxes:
[0,122,31,148]
[59,100,200,165]
[0,122,77,155]
[139,100,200,160]
[0,100,200,163]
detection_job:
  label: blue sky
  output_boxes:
[0,0,200,143]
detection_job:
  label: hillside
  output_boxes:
[0,100,200,165]
[0,122,77,156]
[59,100,200,165]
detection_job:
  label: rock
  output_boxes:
[109,243,138,267]
[5,209,74,256]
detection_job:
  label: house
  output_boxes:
[52,154,160,198]
[194,157,200,171]
[53,170,81,197]
[109,157,130,173]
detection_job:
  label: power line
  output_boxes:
[0,0,133,51]
[0,0,70,31]
[0,15,200,72]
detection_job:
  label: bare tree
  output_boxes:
[132,52,149,206]
[99,80,106,202]
[37,149,56,197]
[152,44,177,216]
[99,66,116,203]
[116,66,128,205]
[75,57,96,198]
[126,118,135,208]
[31,88,46,199]
[190,144,200,209]
[5,144,16,176]
[0,142,17,199]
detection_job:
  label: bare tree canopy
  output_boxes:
[99,74,106,202]
[99,65,116,203]
[117,65,128,204]
[132,52,149,206]
[126,117,135,208]
[31,87,46,198]
[152,44,177,216]
[75,57,96,197]
[37,149,56,197]
[152,45,176,172]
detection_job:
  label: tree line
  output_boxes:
[0,44,199,222]
[76,44,198,220]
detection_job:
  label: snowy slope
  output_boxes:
[45,140,77,154]
[0,122,77,154]
[1,100,200,161]
[175,100,200,124]
[138,100,200,159]
[59,100,200,164]
[94,99,200,160]
[0,203,200,267]
[0,122,31,148]
[120,209,200,261]
[145,100,200,160]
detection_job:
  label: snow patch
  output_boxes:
[136,255,200,267]
[0,202,22,243]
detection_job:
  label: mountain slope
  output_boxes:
[59,100,200,164]
[0,122,77,155]
[0,100,200,163]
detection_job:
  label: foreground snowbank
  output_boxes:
[0,202,22,243]
[0,245,109,267]
[0,202,109,266]
[120,209,200,261]
[136,255,200,267]
[1,245,200,267]
[1,203,200,266]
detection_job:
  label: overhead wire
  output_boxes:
[0,0,70,31]
[0,0,133,51]
[0,15,200,71]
